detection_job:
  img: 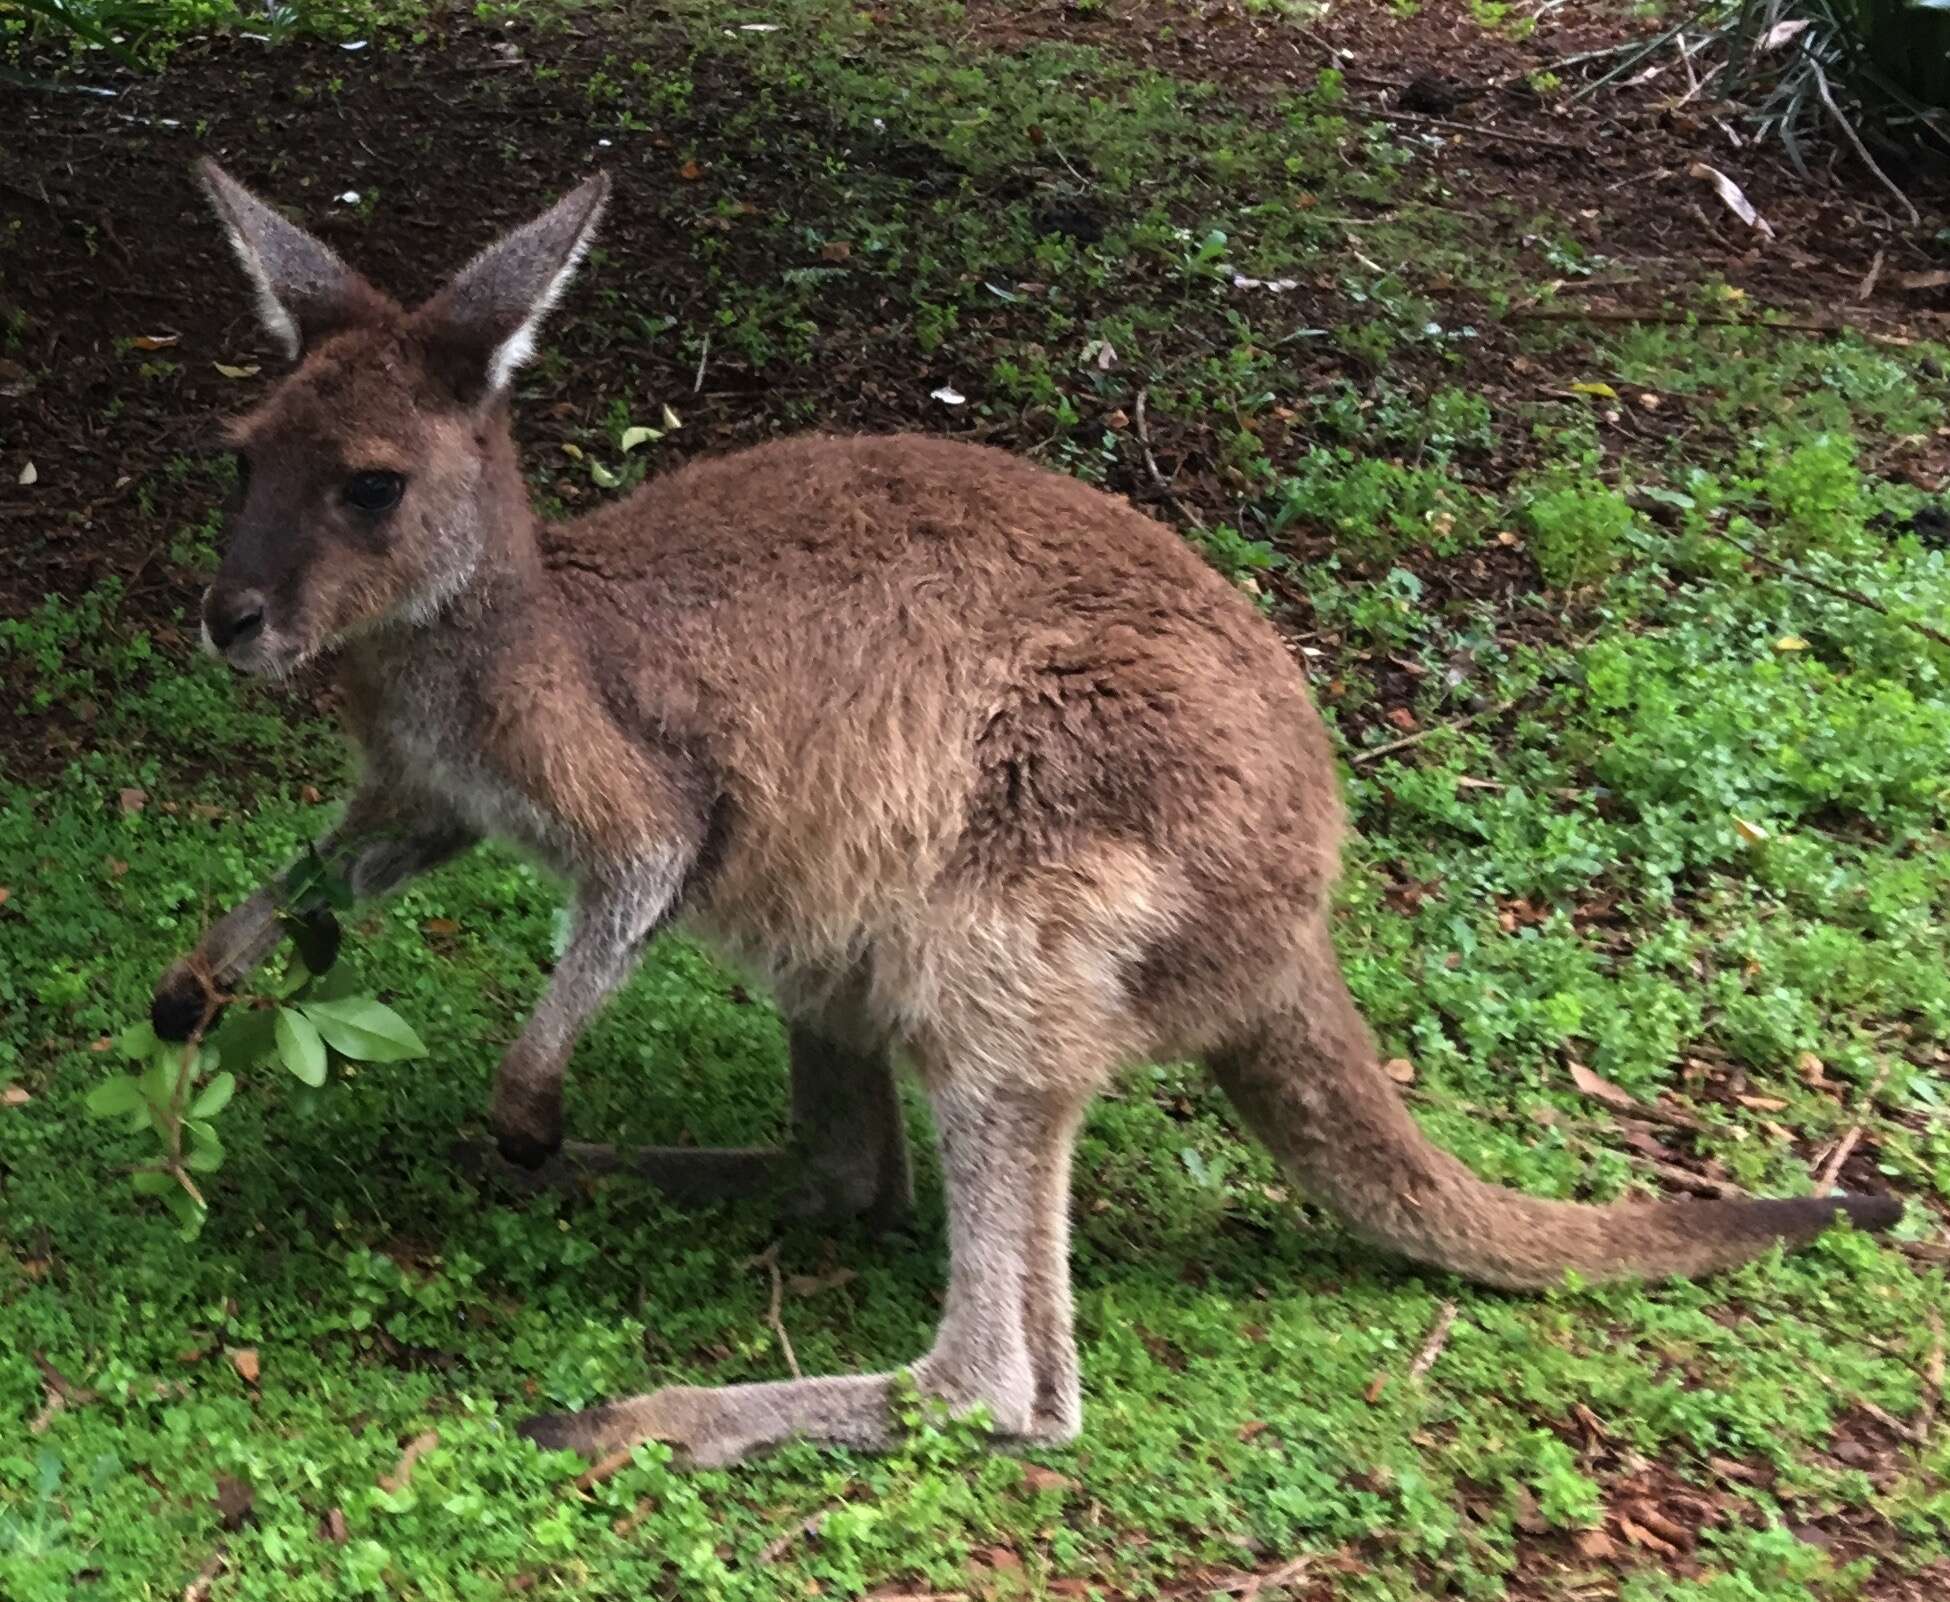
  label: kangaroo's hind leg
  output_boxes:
[517,1068,1089,1465]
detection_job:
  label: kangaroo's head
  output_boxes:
[193,161,608,675]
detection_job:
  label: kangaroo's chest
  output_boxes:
[362,663,584,876]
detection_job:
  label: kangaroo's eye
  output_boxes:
[345,471,405,514]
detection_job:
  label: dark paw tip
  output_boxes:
[151,976,218,1042]
[1842,1192,1903,1233]
[516,1412,585,1452]
[496,1130,560,1172]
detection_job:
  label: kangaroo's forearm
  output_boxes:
[186,799,476,989]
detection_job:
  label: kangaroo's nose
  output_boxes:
[204,587,267,652]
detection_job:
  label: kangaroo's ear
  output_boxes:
[196,159,393,361]
[411,174,609,405]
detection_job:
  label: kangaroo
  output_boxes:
[154,162,1901,1466]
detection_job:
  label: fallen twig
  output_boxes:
[1806,56,1920,227]
[692,331,711,395]
[1813,1369,1930,1446]
[1507,305,1919,346]
[757,1504,836,1563]
[1897,1238,1950,1267]
[1364,106,1586,154]
[1348,697,1520,767]
[750,1244,802,1379]
[1857,249,1886,302]
[1408,1301,1459,1382]
[1702,526,1950,653]
[377,1430,439,1494]
[1625,1152,1751,1200]
[1816,1062,1894,1191]
[1132,387,1203,531]
[29,1352,98,1435]
[182,1549,226,1602]
[1923,1314,1946,1441]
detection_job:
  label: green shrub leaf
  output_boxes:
[297,997,426,1063]
[190,1072,237,1120]
[86,1076,144,1118]
[274,1006,328,1087]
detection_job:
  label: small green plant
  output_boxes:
[85,854,424,1238]
[1520,480,1636,588]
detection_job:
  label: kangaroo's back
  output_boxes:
[540,434,1347,1009]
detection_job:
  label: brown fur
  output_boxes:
[157,163,1901,1465]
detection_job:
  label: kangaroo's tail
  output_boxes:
[1210,942,1900,1289]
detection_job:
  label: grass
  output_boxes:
[4,1,1949,1598]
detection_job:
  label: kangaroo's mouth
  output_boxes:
[199,611,302,679]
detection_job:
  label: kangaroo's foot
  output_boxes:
[450,1138,913,1227]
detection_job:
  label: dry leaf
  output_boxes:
[213,362,261,380]
[1761,18,1812,47]
[1797,1051,1831,1087]
[1899,270,1950,292]
[618,426,659,453]
[422,917,460,937]
[18,461,37,486]
[1616,1512,1680,1557]
[129,333,180,351]
[1774,636,1809,652]
[0,886,9,906]
[1569,1060,1640,1113]
[117,788,147,815]
[1364,1373,1388,1404]
[1736,1093,1788,1112]
[228,1347,261,1385]
[1573,1529,1616,1560]
[560,442,584,460]
[1687,163,1775,238]
[678,159,703,180]
[2,1085,29,1106]
[321,1507,349,1545]
[1020,1465,1076,1493]
[1732,816,1770,844]
[661,403,683,431]
[1382,1057,1416,1085]
[819,240,853,263]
